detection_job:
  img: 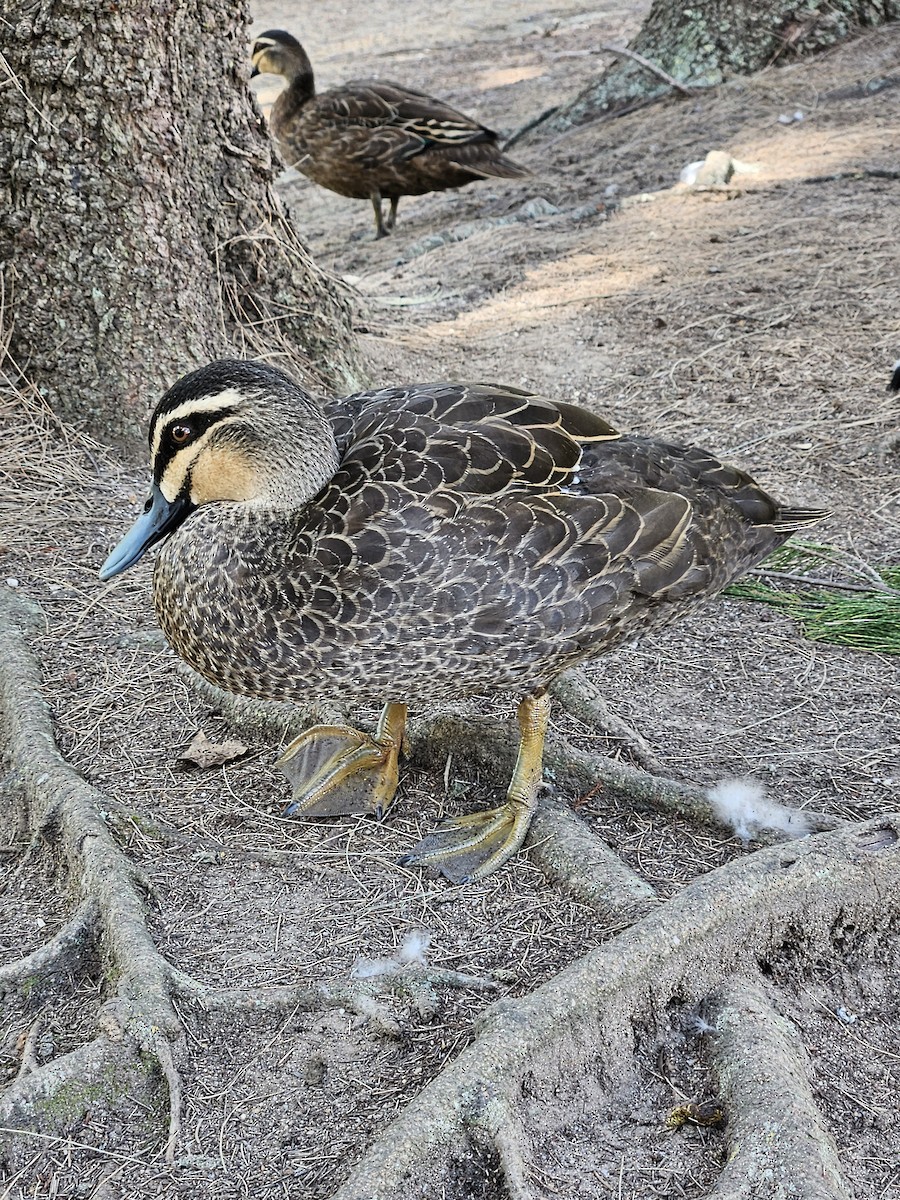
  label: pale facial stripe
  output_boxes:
[151,388,246,461]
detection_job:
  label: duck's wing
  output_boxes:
[318,81,497,152]
[326,382,619,497]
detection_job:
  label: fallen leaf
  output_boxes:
[177,729,247,769]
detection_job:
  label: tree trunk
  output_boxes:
[0,0,360,453]
[539,0,900,134]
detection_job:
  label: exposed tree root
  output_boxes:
[525,795,658,921]
[708,978,852,1200]
[327,817,900,1198]
[0,596,495,1167]
[551,669,665,773]
[524,0,899,140]
[0,898,97,1001]
[169,961,497,1038]
[0,608,869,1183]
[0,594,183,1163]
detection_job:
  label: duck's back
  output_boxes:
[272,80,527,197]
[155,383,823,705]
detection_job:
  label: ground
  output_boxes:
[1,2,899,1198]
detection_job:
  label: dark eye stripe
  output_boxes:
[152,406,238,481]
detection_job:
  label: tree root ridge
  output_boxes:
[551,669,664,773]
[0,898,98,1001]
[170,961,497,1039]
[0,594,186,1162]
[709,978,852,1200]
[1,597,507,1164]
[525,795,658,920]
[328,817,900,1199]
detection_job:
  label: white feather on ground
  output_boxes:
[350,930,431,979]
[707,779,810,845]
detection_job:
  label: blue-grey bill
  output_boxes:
[98,484,190,580]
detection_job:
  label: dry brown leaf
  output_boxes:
[176,729,247,769]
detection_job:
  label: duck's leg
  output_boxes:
[278,701,408,818]
[400,690,551,884]
[370,190,388,239]
[384,196,399,232]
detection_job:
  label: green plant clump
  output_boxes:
[725,542,900,655]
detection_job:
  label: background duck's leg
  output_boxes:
[370,190,388,238]
[384,196,399,232]
[401,690,551,884]
[278,701,407,818]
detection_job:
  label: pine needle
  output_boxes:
[726,540,900,655]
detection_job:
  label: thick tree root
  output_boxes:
[327,817,900,1198]
[709,978,852,1200]
[525,795,658,920]
[0,594,184,1161]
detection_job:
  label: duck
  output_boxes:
[100,359,826,882]
[250,29,529,238]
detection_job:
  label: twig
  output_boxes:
[749,568,900,596]
[156,1038,182,1167]
[599,42,695,96]
[14,1019,44,1080]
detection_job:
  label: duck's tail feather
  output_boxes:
[774,507,830,531]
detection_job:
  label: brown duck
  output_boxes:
[250,29,529,237]
[100,361,826,882]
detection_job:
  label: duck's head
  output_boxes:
[99,359,338,581]
[251,30,313,84]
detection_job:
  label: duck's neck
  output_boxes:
[286,48,315,106]
[253,404,340,511]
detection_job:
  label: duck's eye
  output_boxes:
[171,424,193,445]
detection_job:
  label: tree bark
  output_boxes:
[0,0,360,453]
[538,0,900,135]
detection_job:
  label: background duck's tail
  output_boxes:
[471,154,530,179]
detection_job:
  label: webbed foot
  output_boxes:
[278,702,407,818]
[399,799,534,884]
[400,690,552,883]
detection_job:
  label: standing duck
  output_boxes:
[100,360,825,882]
[250,29,529,237]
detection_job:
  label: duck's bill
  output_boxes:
[99,484,192,581]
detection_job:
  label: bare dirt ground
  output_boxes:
[2,3,899,1198]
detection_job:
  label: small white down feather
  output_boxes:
[350,930,432,980]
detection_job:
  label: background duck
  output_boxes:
[100,360,826,882]
[250,29,529,238]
